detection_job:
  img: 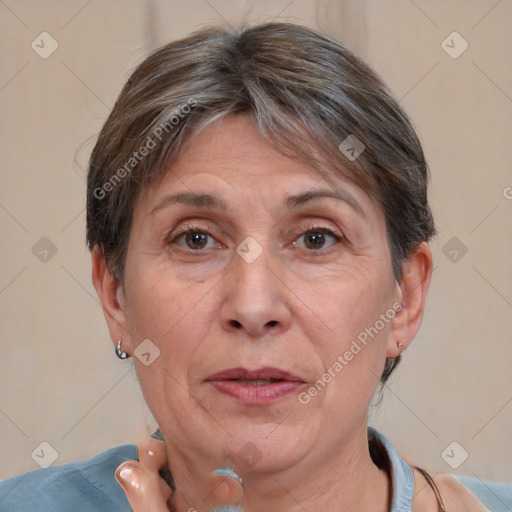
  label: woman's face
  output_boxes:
[119,115,403,474]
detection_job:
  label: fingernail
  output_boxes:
[213,467,243,485]
[210,506,244,512]
[119,467,133,479]
[117,467,140,489]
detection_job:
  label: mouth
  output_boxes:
[205,367,306,405]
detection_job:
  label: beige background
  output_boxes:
[1,0,511,484]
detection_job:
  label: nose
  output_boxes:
[219,244,292,337]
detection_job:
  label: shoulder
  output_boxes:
[369,427,512,512]
[0,444,137,512]
[430,472,512,512]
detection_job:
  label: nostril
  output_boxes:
[266,320,278,327]
[230,320,243,328]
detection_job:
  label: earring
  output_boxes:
[397,342,403,351]
[115,339,129,359]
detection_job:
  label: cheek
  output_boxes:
[123,276,217,432]
[294,265,393,402]
[125,257,194,336]
[123,262,214,382]
[301,263,393,346]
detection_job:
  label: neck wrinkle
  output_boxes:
[236,425,391,512]
[161,425,392,512]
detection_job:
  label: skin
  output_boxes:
[93,114,477,511]
[411,468,491,512]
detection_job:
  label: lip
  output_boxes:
[205,367,306,406]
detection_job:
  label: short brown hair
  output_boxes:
[86,22,435,383]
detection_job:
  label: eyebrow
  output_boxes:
[285,189,365,218]
[152,192,228,214]
[151,189,365,218]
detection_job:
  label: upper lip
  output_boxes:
[206,367,305,382]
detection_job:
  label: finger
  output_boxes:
[137,437,169,475]
[207,468,244,512]
[171,467,245,512]
[137,435,174,494]
[116,460,172,512]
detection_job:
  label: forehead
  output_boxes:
[142,115,377,219]
[176,115,318,180]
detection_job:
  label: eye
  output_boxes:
[293,226,342,251]
[168,226,218,251]
[168,224,343,253]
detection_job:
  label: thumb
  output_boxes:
[206,468,245,512]
[171,466,245,512]
[116,460,173,512]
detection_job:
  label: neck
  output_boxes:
[165,424,391,512]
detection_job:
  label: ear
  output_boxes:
[387,242,433,357]
[91,246,128,353]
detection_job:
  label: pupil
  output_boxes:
[186,232,207,249]
[184,232,326,250]
[306,232,325,249]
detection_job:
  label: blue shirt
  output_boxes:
[1,429,511,511]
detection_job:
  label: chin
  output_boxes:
[217,421,317,475]
[158,395,323,473]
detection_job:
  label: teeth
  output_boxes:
[237,379,278,386]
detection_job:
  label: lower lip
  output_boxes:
[208,380,304,405]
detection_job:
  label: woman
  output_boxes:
[1,22,510,512]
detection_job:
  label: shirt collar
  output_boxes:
[369,427,414,512]
[152,427,414,511]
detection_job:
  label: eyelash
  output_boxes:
[168,223,344,253]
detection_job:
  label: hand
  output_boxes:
[115,436,245,512]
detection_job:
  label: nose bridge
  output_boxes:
[220,236,291,336]
[235,238,274,297]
